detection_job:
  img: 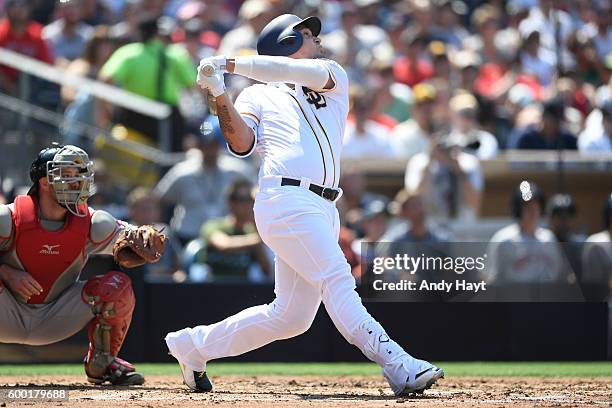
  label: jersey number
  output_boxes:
[302,87,327,109]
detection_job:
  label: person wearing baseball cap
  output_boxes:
[446,91,499,159]
[391,83,439,158]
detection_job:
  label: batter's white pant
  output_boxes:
[166,180,406,371]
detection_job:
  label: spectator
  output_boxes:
[126,187,182,278]
[579,98,612,153]
[99,14,196,151]
[516,99,578,150]
[175,0,238,40]
[486,181,569,285]
[153,127,248,245]
[518,0,573,60]
[446,92,499,159]
[547,194,585,243]
[547,193,585,281]
[519,30,555,86]
[42,0,93,66]
[365,60,408,126]
[177,18,221,62]
[322,1,388,81]
[581,194,612,300]
[429,41,452,82]
[342,86,395,159]
[452,50,482,96]
[379,189,448,288]
[336,167,387,226]
[349,199,389,255]
[391,82,438,158]
[0,0,54,95]
[429,0,469,49]
[85,160,128,218]
[566,30,609,87]
[393,26,433,87]
[463,4,502,63]
[216,0,274,56]
[199,179,272,282]
[61,26,117,104]
[338,226,361,280]
[384,189,446,243]
[80,0,113,26]
[62,26,118,149]
[405,138,483,221]
[108,0,142,43]
[580,1,611,60]
[347,199,389,281]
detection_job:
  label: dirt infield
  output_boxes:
[0,375,610,407]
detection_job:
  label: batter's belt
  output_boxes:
[260,176,342,202]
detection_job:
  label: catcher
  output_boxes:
[0,144,165,385]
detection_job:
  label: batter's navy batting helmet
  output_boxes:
[257,14,321,56]
[511,180,546,219]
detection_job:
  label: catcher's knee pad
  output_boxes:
[82,271,135,378]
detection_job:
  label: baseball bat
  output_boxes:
[201,63,216,77]
[200,63,218,116]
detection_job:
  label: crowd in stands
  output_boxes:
[0,0,610,297]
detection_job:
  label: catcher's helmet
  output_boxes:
[29,144,94,217]
[257,14,321,56]
[511,180,545,219]
[29,145,63,185]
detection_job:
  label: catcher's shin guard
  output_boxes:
[82,271,144,385]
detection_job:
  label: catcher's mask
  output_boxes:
[29,144,94,217]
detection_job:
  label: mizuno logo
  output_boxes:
[40,244,60,255]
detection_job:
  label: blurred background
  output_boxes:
[0,0,610,363]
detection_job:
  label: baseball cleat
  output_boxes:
[383,356,444,396]
[176,362,213,392]
[166,337,212,392]
[84,356,145,386]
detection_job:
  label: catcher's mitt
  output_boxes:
[113,225,166,268]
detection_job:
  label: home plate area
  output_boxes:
[1,375,610,407]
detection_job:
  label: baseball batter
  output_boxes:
[0,144,165,385]
[165,14,444,396]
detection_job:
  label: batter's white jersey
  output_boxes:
[233,59,349,188]
[166,56,437,393]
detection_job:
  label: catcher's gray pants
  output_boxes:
[0,281,93,345]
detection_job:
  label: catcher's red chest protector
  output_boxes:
[12,195,90,304]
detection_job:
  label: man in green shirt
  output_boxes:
[199,179,272,281]
[99,15,196,151]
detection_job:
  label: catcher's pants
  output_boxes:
[0,281,93,345]
[166,181,407,371]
